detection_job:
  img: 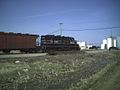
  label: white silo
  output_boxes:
[102,39,107,49]
[113,39,117,47]
[101,44,105,49]
[103,39,107,44]
[107,37,113,49]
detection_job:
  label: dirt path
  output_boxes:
[0,53,47,58]
[85,50,107,54]
[90,62,120,90]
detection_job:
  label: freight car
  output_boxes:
[0,32,80,53]
[41,35,80,52]
[0,32,39,53]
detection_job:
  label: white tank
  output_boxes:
[107,38,113,49]
[103,39,107,44]
[113,39,117,47]
[101,44,105,49]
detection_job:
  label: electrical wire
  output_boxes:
[51,26,120,34]
[62,26,120,31]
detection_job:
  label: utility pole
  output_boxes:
[59,23,63,36]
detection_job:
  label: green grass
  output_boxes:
[0,59,69,90]
[0,51,120,90]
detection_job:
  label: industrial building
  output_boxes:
[77,41,92,50]
[116,36,120,49]
[101,39,107,49]
[77,42,86,49]
[101,36,120,49]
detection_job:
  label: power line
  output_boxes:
[62,26,120,31]
[50,26,120,35]
[51,29,60,34]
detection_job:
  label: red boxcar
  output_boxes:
[0,32,39,53]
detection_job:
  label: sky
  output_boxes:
[0,0,120,45]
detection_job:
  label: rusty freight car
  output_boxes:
[0,32,39,53]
